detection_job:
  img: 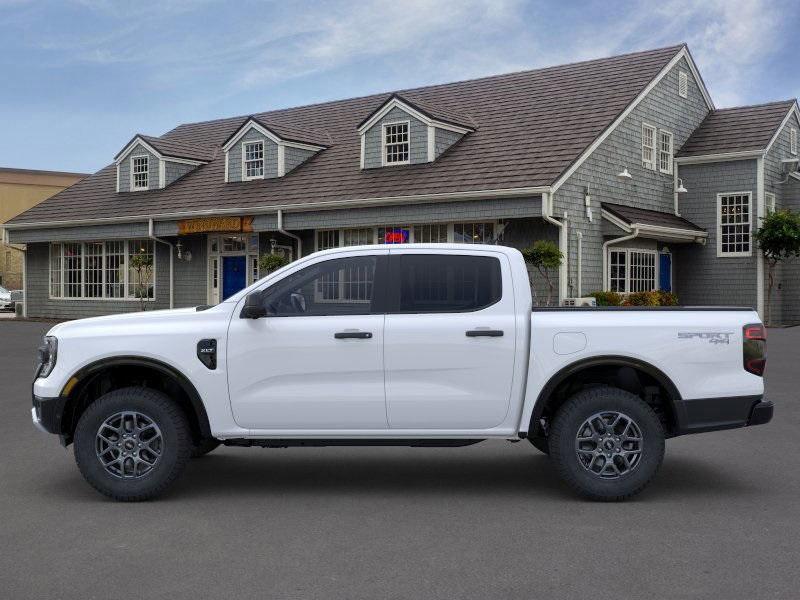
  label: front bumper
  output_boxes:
[675,395,773,435]
[31,394,67,436]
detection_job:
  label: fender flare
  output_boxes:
[528,355,684,435]
[62,355,212,439]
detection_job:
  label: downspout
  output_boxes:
[602,228,639,291]
[576,231,583,298]
[148,219,174,309]
[673,161,681,216]
[541,192,567,304]
[277,209,302,260]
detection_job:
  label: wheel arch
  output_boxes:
[527,355,683,440]
[59,356,211,445]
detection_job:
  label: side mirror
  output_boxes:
[240,292,267,319]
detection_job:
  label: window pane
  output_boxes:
[244,141,264,178]
[719,194,751,255]
[628,251,656,292]
[343,228,373,246]
[317,230,340,250]
[84,242,104,298]
[413,224,448,243]
[396,254,502,313]
[63,243,82,298]
[132,156,149,189]
[261,256,377,317]
[105,241,126,298]
[378,226,410,244]
[453,222,493,244]
[384,122,409,164]
[49,244,62,297]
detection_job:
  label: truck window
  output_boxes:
[261,256,378,316]
[394,254,502,313]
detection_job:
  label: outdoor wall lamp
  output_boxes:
[616,167,633,181]
[584,186,593,222]
[175,240,192,262]
[675,178,688,193]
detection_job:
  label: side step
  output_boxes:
[223,438,486,448]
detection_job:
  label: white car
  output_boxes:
[31,244,771,502]
[0,285,14,311]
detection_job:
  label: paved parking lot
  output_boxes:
[1,319,798,599]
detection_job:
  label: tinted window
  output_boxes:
[261,256,377,316]
[395,254,502,313]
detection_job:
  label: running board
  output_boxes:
[222,438,486,448]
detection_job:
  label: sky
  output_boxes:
[1,0,798,173]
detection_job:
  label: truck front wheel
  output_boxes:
[73,387,192,501]
[549,386,665,501]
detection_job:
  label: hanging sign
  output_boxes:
[177,216,254,235]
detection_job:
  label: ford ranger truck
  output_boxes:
[31,244,772,502]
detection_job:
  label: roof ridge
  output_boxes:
[167,44,686,133]
[712,99,797,112]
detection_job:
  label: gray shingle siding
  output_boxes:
[118,143,159,192]
[8,223,149,244]
[227,128,279,182]
[500,218,559,305]
[673,160,758,307]
[173,235,208,307]
[363,107,427,168]
[25,241,171,319]
[434,128,463,159]
[284,146,317,174]
[555,58,710,297]
[164,160,195,186]
[763,110,800,324]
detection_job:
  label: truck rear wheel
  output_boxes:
[73,387,192,501]
[549,386,665,501]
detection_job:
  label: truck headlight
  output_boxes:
[38,336,58,378]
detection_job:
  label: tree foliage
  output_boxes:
[755,209,800,325]
[259,253,290,275]
[129,251,153,311]
[522,240,563,306]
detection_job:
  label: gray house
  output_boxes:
[5,44,800,323]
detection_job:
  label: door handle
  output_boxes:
[466,329,504,337]
[334,331,373,339]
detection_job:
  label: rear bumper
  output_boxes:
[675,395,773,435]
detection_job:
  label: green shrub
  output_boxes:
[589,291,623,306]
[657,291,679,306]
[625,291,661,306]
[259,253,289,275]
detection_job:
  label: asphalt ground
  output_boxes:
[1,319,798,599]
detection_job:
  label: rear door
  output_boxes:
[383,249,517,429]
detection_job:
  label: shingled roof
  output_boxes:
[11,44,687,226]
[602,202,705,232]
[115,134,217,163]
[678,100,797,157]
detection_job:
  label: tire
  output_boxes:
[528,436,550,455]
[549,386,665,501]
[73,387,192,502]
[191,438,221,458]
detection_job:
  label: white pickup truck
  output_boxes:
[31,244,772,502]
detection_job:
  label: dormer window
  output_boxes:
[131,156,149,190]
[243,141,265,179]
[383,122,410,165]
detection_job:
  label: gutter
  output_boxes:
[541,192,568,304]
[277,210,302,259]
[148,219,174,309]
[602,228,640,291]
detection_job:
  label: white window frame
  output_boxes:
[642,122,656,170]
[314,222,497,251]
[605,248,659,293]
[716,191,753,257]
[382,120,411,166]
[678,70,688,99]
[765,192,776,214]
[658,130,674,174]
[242,140,265,180]
[130,155,149,191]
[48,240,156,301]
[790,127,797,155]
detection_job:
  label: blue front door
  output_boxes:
[659,253,672,292]
[222,256,247,300]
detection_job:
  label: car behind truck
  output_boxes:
[31,244,772,501]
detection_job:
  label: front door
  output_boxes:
[383,249,517,429]
[222,256,247,300]
[659,253,672,292]
[227,252,389,430]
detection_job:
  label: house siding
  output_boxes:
[118,143,159,192]
[164,161,195,186]
[8,222,150,244]
[434,128,463,159]
[173,235,208,307]
[284,146,317,174]
[764,110,800,324]
[227,128,279,182]
[555,57,710,297]
[673,160,758,307]
[363,107,427,168]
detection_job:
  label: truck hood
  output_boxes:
[46,306,225,338]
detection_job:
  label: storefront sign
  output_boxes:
[177,216,254,235]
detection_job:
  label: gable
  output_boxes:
[117,142,159,192]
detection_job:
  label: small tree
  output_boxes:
[522,240,563,306]
[755,209,800,325]
[129,251,153,312]
[259,253,289,276]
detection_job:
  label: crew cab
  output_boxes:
[31,244,772,501]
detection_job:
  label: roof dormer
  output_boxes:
[221,117,328,183]
[356,94,474,169]
[114,134,213,192]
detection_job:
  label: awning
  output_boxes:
[601,203,707,243]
